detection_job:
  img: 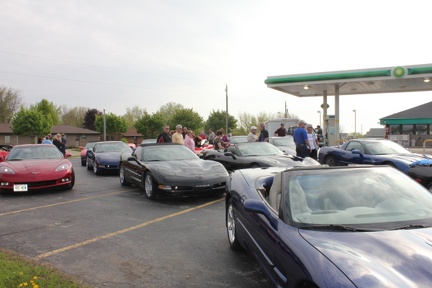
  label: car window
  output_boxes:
[237,143,284,156]
[142,145,198,162]
[345,141,365,153]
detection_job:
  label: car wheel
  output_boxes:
[250,163,260,168]
[226,199,242,251]
[81,158,86,166]
[93,161,100,175]
[119,165,131,186]
[67,170,75,190]
[86,157,92,170]
[144,172,157,200]
[325,155,337,166]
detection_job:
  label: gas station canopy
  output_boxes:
[264,64,432,145]
[265,64,432,97]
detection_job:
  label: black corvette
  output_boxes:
[201,142,320,171]
[119,143,228,199]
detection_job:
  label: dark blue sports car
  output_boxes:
[318,138,432,191]
[86,141,132,175]
[226,165,432,287]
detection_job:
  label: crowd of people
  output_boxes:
[153,120,322,160]
[38,133,67,156]
[155,124,223,152]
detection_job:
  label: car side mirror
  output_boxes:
[351,149,363,157]
[244,199,278,230]
[224,152,236,159]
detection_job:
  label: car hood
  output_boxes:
[96,152,122,162]
[255,155,319,166]
[300,228,432,287]
[149,159,227,176]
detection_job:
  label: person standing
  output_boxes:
[60,133,67,156]
[274,123,287,136]
[213,130,224,150]
[306,124,319,160]
[207,128,215,144]
[53,134,63,154]
[293,120,311,158]
[316,125,323,135]
[184,130,195,152]
[42,134,53,144]
[182,126,188,139]
[247,126,258,142]
[172,125,184,145]
[157,125,172,143]
[258,123,269,142]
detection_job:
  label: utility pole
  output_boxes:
[103,109,107,141]
[225,84,228,135]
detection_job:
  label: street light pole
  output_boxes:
[317,110,321,127]
[353,109,357,135]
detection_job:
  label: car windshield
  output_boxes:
[95,142,132,153]
[363,140,409,155]
[142,145,199,161]
[237,142,284,156]
[85,142,96,149]
[6,145,63,160]
[281,167,432,229]
[230,136,248,144]
[271,137,295,148]
[141,139,156,144]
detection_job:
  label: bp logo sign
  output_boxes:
[391,66,407,78]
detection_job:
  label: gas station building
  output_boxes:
[265,64,432,146]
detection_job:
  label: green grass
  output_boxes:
[0,248,93,288]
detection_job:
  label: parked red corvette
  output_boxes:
[0,144,75,193]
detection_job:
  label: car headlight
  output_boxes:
[56,163,71,171]
[0,166,15,174]
[212,165,227,173]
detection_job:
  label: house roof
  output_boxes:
[122,128,142,137]
[380,101,432,125]
[0,123,99,135]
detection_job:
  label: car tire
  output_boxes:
[250,163,260,168]
[119,165,131,186]
[93,161,100,175]
[67,170,75,190]
[325,155,337,166]
[144,172,157,200]
[87,157,92,170]
[226,199,242,251]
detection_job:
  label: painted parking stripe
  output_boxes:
[0,190,136,217]
[34,198,224,260]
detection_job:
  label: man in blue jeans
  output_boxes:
[293,120,311,158]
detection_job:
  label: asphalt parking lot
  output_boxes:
[0,157,272,288]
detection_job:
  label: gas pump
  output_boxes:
[324,115,337,146]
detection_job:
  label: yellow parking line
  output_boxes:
[0,190,135,217]
[34,197,224,260]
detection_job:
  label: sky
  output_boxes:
[1,0,431,134]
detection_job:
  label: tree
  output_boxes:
[11,107,50,138]
[83,109,102,131]
[95,113,128,140]
[0,86,23,123]
[155,102,185,124]
[30,99,60,126]
[204,110,237,134]
[60,105,88,127]
[123,105,147,128]
[170,108,204,132]
[134,112,165,138]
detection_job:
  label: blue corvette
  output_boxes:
[226,165,432,287]
[318,138,432,191]
[86,141,132,175]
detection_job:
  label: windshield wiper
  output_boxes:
[391,224,431,230]
[299,224,382,232]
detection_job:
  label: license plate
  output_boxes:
[14,184,28,192]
